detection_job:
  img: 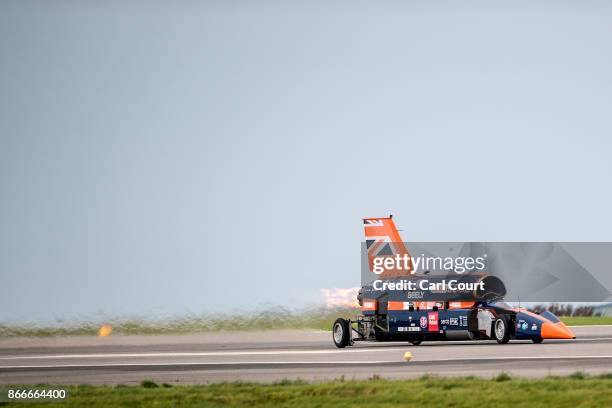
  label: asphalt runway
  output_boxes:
[1,326,611,384]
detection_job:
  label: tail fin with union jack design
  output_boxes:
[363,216,413,278]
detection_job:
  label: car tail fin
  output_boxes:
[363,216,413,277]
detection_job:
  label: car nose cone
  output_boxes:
[541,321,575,339]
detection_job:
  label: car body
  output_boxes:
[333,299,575,348]
[332,216,576,348]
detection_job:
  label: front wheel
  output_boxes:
[333,318,351,348]
[493,315,511,344]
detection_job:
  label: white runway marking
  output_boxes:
[413,355,612,362]
[1,337,610,361]
[1,355,612,370]
[0,361,396,369]
[2,337,612,361]
[0,348,414,360]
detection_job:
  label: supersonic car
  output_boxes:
[332,300,575,348]
[332,217,576,348]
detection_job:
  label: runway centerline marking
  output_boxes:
[2,355,612,370]
[1,338,610,361]
[0,348,414,360]
[0,360,397,369]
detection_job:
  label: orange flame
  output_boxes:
[98,324,113,337]
[321,287,360,308]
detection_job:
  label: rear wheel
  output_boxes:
[532,336,544,344]
[493,315,511,344]
[333,318,350,348]
[409,338,423,346]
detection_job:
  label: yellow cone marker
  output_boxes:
[403,351,412,361]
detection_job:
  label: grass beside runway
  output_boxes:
[1,310,610,337]
[559,316,612,326]
[3,374,612,408]
[0,307,361,337]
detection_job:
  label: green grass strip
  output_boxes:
[2,374,612,408]
[559,316,612,326]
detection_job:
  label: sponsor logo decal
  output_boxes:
[419,316,428,328]
[531,324,538,331]
[398,326,421,332]
[363,301,375,309]
[428,312,439,332]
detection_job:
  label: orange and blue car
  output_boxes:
[332,217,576,348]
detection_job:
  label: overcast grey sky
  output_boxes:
[2,1,612,323]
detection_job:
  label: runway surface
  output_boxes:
[1,326,611,384]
